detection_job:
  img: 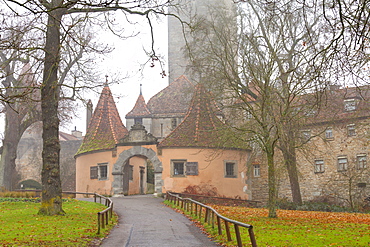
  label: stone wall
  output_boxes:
[16,129,81,191]
[250,118,370,207]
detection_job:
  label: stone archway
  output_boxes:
[112,146,163,196]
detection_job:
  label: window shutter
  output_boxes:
[90,166,98,179]
[186,162,198,175]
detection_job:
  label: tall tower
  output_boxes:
[167,0,234,84]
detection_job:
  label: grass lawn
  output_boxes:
[0,198,117,246]
[165,201,370,246]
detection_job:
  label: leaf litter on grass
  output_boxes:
[208,205,370,246]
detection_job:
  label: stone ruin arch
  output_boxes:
[111,146,163,196]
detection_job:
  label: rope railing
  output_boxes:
[166,191,257,247]
[14,190,114,234]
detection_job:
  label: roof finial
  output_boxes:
[140,84,142,95]
[105,75,109,86]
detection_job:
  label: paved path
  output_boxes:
[100,195,218,247]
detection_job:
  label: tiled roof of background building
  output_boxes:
[147,75,194,116]
[76,85,128,156]
[158,83,247,150]
[59,132,80,141]
[299,85,370,125]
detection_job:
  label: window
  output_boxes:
[301,130,311,142]
[253,164,260,177]
[225,161,237,178]
[90,166,98,179]
[186,162,198,175]
[134,117,143,125]
[337,157,348,172]
[325,128,333,139]
[357,154,367,169]
[171,118,177,130]
[314,159,324,173]
[98,163,108,180]
[171,160,186,177]
[90,163,108,180]
[344,99,356,111]
[347,124,356,136]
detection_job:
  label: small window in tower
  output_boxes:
[171,118,177,130]
[134,118,143,125]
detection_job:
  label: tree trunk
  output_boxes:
[267,146,277,218]
[280,135,303,205]
[38,9,65,216]
[283,146,302,205]
[0,106,22,190]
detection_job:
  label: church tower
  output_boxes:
[167,0,234,84]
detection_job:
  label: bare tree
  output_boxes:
[2,0,176,215]
[0,12,110,191]
[185,0,334,217]
[0,14,43,190]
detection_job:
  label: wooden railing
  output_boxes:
[175,192,261,207]
[15,190,114,234]
[166,191,257,247]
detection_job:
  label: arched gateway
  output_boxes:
[112,146,163,195]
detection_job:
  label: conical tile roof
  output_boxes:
[147,75,194,116]
[158,83,247,150]
[76,85,128,156]
[126,93,151,118]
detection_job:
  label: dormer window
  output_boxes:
[344,99,356,111]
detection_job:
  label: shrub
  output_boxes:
[276,197,298,210]
[276,196,349,212]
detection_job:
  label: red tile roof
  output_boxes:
[147,75,194,117]
[126,94,151,118]
[300,85,370,126]
[76,85,128,155]
[158,83,247,150]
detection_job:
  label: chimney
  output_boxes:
[86,99,93,133]
[71,126,82,139]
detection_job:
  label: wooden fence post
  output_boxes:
[224,220,232,241]
[97,213,101,234]
[217,216,222,235]
[234,224,242,247]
